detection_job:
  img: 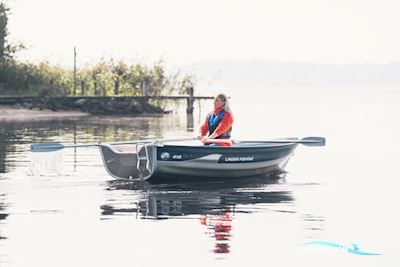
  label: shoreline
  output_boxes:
[0,96,167,115]
[0,106,89,122]
[0,106,168,122]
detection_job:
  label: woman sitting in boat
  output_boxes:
[198,93,233,146]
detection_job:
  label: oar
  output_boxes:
[30,137,198,153]
[30,143,99,153]
[31,136,325,152]
[205,137,325,146]
[203,138,233,144]
[236,136,325,146]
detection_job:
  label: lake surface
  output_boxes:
[0,88,399,266]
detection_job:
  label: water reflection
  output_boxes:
[186,112,194,132]
[0,192,7,240]
[102,177,294,218]
[0,115,187,173]
[101,176,294,254]
[0,113,328,260]
[0,141,5,173]
[0,125,27,173]
[301,212,325,239]
[200,208,233,254]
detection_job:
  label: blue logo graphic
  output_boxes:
[303,241,381,256]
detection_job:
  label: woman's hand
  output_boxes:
[207,133,217,140]
[198,135,206,144]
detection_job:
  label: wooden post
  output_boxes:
[102,81,106,96]
[81,80,85,96]
[73,47,77,96]
[186,86,194,114]
[93,76,97,96]
[186,112,194,132]
[73,122,77,172]
[49,79,54,92]
[198,98,202,124]
[60,83,66,96]
[141,77,148,96]
[114,77,119,96]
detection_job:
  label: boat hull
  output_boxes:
[99,142,298,180]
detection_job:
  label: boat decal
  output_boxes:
[156,144,297,162]
[160,152,170,160]
[172,154,183,160]
[223,156,254,162]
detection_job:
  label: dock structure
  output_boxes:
[0,95,213,105]
[0,90,213,116]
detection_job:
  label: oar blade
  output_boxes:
[30,143,66,153]
[300,137,326,146]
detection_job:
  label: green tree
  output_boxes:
[0,3,194,97]
[0,2,8,61]
[0,2,24,63]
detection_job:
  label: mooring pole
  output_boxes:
[81,80,85,96]
[93,76,97,96]
[102,81,106,96]
[186,86,194,114]
[73,46,77,96]
[114,77,119,96]
[186,86,194,131]
[186,112,194,132]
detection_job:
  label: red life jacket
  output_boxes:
[207,110,232,138]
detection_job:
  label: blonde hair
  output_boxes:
[215,93,232,113]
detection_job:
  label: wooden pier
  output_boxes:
[0,95,213,104]
[0,87,213,117]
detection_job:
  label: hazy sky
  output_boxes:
[6,0,400,67]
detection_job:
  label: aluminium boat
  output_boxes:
[99,140,299,180]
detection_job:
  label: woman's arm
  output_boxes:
[198,113,210,139]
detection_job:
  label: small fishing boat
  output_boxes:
[99,137,325,180]
[31,137,325,181]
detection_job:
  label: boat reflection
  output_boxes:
[0,193,8,241]
[101,175,293,218]
[101,176,294,254]
[200,207,233,254]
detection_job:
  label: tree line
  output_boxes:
[0,2,193,97]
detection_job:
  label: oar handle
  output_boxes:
[111,137,197,145]
[237,137,325,146]
[204,138,233,144]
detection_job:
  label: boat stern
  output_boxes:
[99,143,157,180]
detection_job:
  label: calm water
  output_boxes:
[0,88,399,266]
